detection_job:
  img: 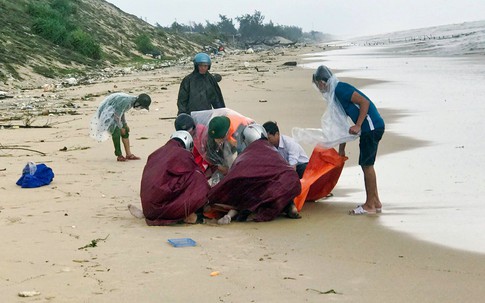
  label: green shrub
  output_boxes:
[66,29,102,60]
[32,65,57,78]
[135,34,156,54]
[27,0,101,60]
[32,17,69,45]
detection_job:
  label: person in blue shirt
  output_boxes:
[312,65,385,215]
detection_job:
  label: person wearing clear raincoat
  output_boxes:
[191,108,254,184]
[90,93,151,162]
[305,65,385,215]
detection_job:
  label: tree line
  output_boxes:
[157,11,327,46]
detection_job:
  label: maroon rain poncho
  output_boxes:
[140,139,210,225]
[208,139,301,222]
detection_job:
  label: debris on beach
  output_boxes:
[18,290,41,297]
[282,61,297,66]
[78,235,110,250]
[306,288,342,295]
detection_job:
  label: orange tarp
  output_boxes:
[294,146,346,211]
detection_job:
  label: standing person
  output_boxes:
[128,131,210,225]
[90,92,151,162]
[177,52,225,115]
[263,121,309,178]
[312,65,385,215]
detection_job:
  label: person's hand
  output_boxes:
[349,125,361,135]
[121,125,130,136]
[217,165,229,175]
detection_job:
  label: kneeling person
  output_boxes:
[263,121,309,178]
[129,131,210,225]
[207,124,301,224]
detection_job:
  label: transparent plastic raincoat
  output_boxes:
[89,93,137,142]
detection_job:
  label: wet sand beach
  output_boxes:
[1,44,484,302]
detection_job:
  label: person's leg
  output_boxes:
[183,213,198,224]
[296,162,308,179]
[112,127,125,161]
[362,165,381,211]
[218,209,238,225]
[350,129,384,214]
[284,201,301,219]
[121,125,140,160]
[128,204,144,218]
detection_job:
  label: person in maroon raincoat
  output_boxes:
[128,131,210,225]
[207,124,301,224]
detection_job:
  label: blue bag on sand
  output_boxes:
[16,163,54,188]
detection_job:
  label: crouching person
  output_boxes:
[128,131,210,225]
[207,124,301,224]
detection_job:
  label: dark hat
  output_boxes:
[136,93,151,110]
[174,113,195,131]
[208,116,230,139]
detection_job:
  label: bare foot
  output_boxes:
[128,204,144,219]
[126,154,140,160]
[217,214,232,225]
[183,212,198,224]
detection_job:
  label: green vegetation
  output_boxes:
[27,0,102,60]
[0,1,327,83]
[32,65,57,78]
[135,34,159,56]
[66,29,102,59]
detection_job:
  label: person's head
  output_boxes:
[312,65,333,93]
[241,124,268,147]
[193,52,211,74]
[208,116,230,145]
[262,121,280,148]
[170,130,194,151]
[134,93,151,110]
[174,113,196,136]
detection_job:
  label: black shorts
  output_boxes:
[359,128,384,166]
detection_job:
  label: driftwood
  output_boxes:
[282,61,297,66]
[0,125,51,129]
[0,146,46,156]
[0,118,81,128]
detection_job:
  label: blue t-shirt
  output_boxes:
[334,82,385,133]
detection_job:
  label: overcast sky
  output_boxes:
[106,0,485,37]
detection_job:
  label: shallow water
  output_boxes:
[300,46,485,254]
